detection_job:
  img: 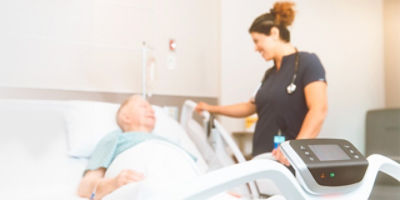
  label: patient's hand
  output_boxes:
[78,169,145,200]
[113,169,145,188]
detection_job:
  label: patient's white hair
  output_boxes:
[116,95,143,131]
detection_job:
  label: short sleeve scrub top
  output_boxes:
[253,51,326,156]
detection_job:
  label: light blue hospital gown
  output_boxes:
[85,130,196,174]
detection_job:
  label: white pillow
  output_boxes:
[152,106,180,144]
[64,100,120,158]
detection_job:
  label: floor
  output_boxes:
[369,184,400,199]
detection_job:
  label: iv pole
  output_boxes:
[141,42,147,99]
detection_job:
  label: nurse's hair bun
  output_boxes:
[271,1,296,27]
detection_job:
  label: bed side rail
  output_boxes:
[172,154,400,200]
[180,100,259,198]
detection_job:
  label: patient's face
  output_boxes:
[128,97,156,132]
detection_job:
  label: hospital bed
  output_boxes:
[1,99,399,200]
[0,98,250,199]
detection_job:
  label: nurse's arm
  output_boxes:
[195,101,256,118]
[296,81,328,139]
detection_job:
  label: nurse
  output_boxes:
[196,1,327,166]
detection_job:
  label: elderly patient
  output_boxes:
[77,95,196,199]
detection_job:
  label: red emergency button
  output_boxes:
[169,39,176,51]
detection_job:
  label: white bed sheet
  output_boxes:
[0,100,87,200]
[103,140,200,200]
[0,99,256,200]
[1,144,88,200]
[102,141,242,199]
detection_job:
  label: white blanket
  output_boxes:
[103,140,200,200]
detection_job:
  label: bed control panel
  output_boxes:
[281,139,368,195]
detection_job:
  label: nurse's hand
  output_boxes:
[195,102,211,113]
[272,147,290,166]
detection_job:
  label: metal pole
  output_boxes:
[142,41,147,99]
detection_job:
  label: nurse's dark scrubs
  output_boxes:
[253,51,326,157]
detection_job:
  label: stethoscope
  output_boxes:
[256,48,300,97]
[286,48,299,95]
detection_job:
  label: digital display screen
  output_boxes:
[308,144,350,161]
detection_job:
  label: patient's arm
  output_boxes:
[77,168,144,200]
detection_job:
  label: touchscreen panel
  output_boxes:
[309,144,350,161]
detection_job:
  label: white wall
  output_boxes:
[0,0,220,97]
[0,0,387,152]
[220,0,385,152]
[384,0,400,108]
